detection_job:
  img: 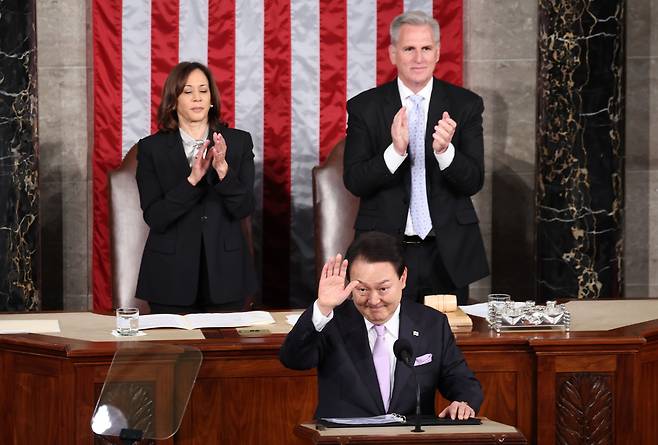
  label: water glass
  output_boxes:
[116,307,139,336]
[487,294,511,326]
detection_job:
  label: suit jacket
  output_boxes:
[343,78,489,287]
[135,126,256,305]
[279,300,483,418]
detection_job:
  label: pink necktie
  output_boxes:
[372,324,390,412]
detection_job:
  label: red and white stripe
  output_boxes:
[92,0,462,312]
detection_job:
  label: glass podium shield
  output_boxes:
[91,343,202,444]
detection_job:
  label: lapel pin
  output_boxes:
[412,330,419,337]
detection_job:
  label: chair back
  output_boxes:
[108,145,151,313]
[312,139,360,278]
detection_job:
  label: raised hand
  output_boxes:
[316,254,359,316]
[432,111,457,154]
[211,131,229,180]
[188,139,214,185]
[390,107,409,156]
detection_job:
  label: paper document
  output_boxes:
[285,314,301,326]
[460,302,489,319]
[321,414,405,425]
[139,311,275,330]
[0,319,61,334]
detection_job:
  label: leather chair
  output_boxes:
[108,144,151,313]
[109,144,255,312]
[312,139,360,278]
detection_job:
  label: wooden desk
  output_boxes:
[1,306,657,444]
[295,419,527,444]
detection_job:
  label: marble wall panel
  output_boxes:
[36,0,86,68]
[464,0,537,300]
[465,0,537,61]
[536,0,625,300]
[0,0,39,311]
[36,0,91,309]
[625,1,658,298]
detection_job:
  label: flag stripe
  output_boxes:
[319,1,347,163]
[405,0,432,15]
[150,1,179,132]
[262,0,292,306]
[179,0,208,64]
[376,0,402,85]
[208,0,235,127]
[92,0,123,313]
[290,0,320,306]
[234,0,264,269]
[434,0,462,85]
[122,1,151,156]
[347,0,377,100]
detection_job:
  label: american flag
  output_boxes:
[92,0,463,312]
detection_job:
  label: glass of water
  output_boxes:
[116,307,139,336]
[487,294,511,326]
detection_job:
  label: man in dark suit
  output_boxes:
[343,11,489,305]
[280,232,482,419]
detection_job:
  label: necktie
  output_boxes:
[407,95,432,239]
[372,325,390,412]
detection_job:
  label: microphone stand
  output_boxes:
[409,358,424,433]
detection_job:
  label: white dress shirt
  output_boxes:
[383,78,455,236]
[179,127,209,167]
[311,301,401,398]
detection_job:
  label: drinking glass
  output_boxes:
[116,307,139,336]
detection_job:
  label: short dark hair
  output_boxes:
[345,232,406,279]
[157,61,225,132]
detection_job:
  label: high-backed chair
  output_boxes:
[312,139,360,278]
[108,144,151,313]
[109,145,256,312]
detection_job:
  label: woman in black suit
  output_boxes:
[135,61,256,314]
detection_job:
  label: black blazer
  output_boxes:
[135,127,256,306]
[343,78,489,288]
[279,300,483,418]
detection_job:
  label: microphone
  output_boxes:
[393,339,414,367]
[393,339,423,432]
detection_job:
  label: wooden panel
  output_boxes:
[640,346,658,444]
[185,375,317,445]
[555,373,613,445]
[11,355,63,444]
[554,355,616,373]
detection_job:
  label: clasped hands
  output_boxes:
[391,108,456,156]
[187,131,229,185]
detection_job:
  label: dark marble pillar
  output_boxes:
[0,0,40,311]
[536,1,625,300]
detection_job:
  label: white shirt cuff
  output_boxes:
[312,300,334,331]
[384,143,407,173]
[435,142,455,170]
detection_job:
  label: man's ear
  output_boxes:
[388,44,397,65]
[400,267,408,289]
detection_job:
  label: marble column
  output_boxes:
[536,0,625,300]
[0,0,40,311]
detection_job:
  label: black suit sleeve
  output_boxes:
[210,131,255,219]
[436,316,484,412]
[343,100,405,198]
[440,95,485,197]
[136,138,204,234]
[279,306,327,370]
